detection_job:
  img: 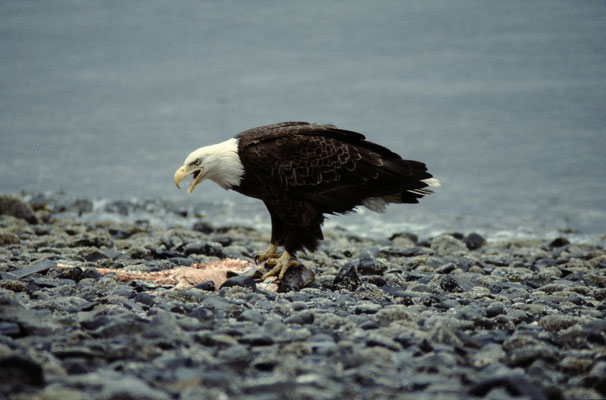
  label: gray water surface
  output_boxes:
[2,1,605,239]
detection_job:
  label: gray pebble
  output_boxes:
[5,192,605,400]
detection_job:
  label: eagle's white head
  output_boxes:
[174,138,244,193]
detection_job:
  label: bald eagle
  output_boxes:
[174,122,439,280]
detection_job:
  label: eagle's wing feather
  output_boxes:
[236,122,432,213]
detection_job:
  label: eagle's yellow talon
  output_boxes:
[255,243,281,264]
[261,251,300,280]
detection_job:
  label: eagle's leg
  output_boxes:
[262,250,301,280]
[255,243,282,263]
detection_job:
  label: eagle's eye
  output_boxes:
[193,159,201,166]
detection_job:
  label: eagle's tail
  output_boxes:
[361,160,440,212]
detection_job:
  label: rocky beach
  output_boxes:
[1,192,606,400]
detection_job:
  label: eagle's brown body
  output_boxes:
[233,122,435,255]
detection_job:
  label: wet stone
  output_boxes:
[278,263,316,290]
[237,309,265,324]
[284,311,315,325]
[0,356,44,394]
[238,333,274,346]
[135,292,155,307]
[469,371,547,400]
[13,258,57,279]
[439,275,462,292]
[357,249,387,276]
[549,237,570,248]
[485,302,506,318]
[4,192,605,399]
[31,277,76,288]
[220,273,256,290]
[464,232,486,250]
[193,280,216,291]
[69,235,112,248]
[182,240,225,257]
[0,194,38,224]
[0,321,20,336]
[192,221,214,234]
[333,263,361,291]
[431,234,468,256]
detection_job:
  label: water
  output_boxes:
[2,1,605,240]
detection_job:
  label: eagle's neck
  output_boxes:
[204,138,245,189]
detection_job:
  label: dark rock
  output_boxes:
[333,263,361,291]
[47,265,86,282]
[150,249,182,259]
[187,306,222,323]
[108,226,141,239]
[193,280,216,291]
[182,240,225,257]
[31,277,75,288]
[213,237,233,247]
[0,279,27,292]
[95,317,147,338]
[357,249,387,275]
[360,320,379,330]
[0,322,20,336]
[135,292,155,307]
[81,268,101,280]
[80,315,113,331]
[97,372,169,400]
[439,275,462,292]
[193,221,215,234]
[366,334,401,351]
[238,333,274,346]
[129,279,157,292]
[436,263,456,274]
[365,275,387,286]
[0,194,38,224]
[485,302,506,318]
[142,311,180,340]
[586,361,606,395]
[464,233,486,250]
[277,262,315,290]
[0,356,44,393]
[237,309,265,324]
[380,285,415,305]
[469,371,546,400]
[354,302,382,314]
[284,311,315,325]
[580,320,606,345]
[70,235,112,248]
[169,256,197,266]
[389,232,418,243]
[201,296,233,312]
[507,344,558,367]
[549,237,570,248]
[381,247,424,257]
[13,258,57,279]
[220,273,256,290]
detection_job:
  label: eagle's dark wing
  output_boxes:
[236,122,433,213]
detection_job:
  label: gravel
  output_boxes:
[1,192,606,399]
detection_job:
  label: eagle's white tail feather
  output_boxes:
[421,178,441,187]
[408,188,433,196]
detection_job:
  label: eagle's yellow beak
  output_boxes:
[174,165,204,194]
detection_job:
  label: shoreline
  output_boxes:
[1,193,606,399]
[12,190,606,244]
